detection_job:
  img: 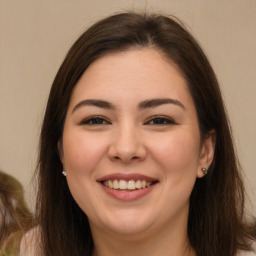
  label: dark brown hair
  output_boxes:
[0,171,33,255]
[35,12,254,256]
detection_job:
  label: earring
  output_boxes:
[201,167,208,175]
[62,170,67,176]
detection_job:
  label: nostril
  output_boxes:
[112,155,140,162]
[108,141,147,163]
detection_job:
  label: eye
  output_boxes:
[80,116,111,125]
[145,116,176,125]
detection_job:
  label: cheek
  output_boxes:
[62,132,107,176]
[62,132,107,215]
[148,131,200,174]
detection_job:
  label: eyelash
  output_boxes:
[144,116,176,125]
[80,116,111,125]
[80,116,176,126]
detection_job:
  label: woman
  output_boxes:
[21,12,255,256]
[0,171,33,256]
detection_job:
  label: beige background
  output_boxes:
[0,0,255,212]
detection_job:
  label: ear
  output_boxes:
[197,130,216,178]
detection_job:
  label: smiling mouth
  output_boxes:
[102,179,158,190]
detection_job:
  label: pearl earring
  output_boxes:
[62,170,67,176]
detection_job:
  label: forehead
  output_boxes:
[68,48,193,108]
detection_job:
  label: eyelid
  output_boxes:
[79,115,176,126]
[144,115,177,125]
[79,115,111,125]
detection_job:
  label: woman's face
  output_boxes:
[60,48,214,238]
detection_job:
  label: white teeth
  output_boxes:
[119,180,128,189]
[127,180,135,190]
[108,180,113,189]
[135,180,142,189]
[103,179,153,190]
[113,180,119,189]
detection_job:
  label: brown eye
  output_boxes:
[145,116,176,125]
[81,116,110,125]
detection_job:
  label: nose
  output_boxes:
[107,124,147,164]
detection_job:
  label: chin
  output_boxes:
[107,220,151,237]
[98,209,155,237]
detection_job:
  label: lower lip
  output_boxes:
[99,183,156,201]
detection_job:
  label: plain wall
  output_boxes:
[0,0,255,212]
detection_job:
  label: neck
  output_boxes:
[91,219,196,256]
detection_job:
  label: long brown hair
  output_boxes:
[35,12,254,256]
[0,171,33,255]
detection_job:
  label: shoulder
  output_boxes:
[237,251,256,256]
[237,242,256,256]
[19,226,41,256]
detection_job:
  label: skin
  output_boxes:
[59,48,215,256]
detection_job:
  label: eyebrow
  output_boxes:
[72,98,185,113]
[138,98,186,110]
[72,99,115,113]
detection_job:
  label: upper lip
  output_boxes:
[96,173,158,182]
